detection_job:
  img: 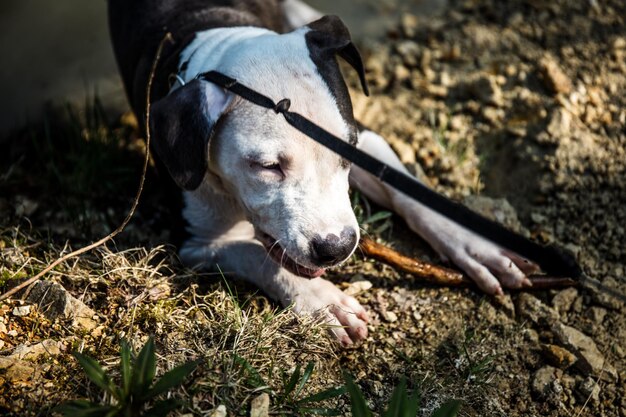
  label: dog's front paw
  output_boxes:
[282,277,370,346]
[419,214,540,295]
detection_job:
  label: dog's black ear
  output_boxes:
[150,79,232,190]
[306,15,369,96]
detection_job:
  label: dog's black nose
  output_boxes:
[310,228,358,266]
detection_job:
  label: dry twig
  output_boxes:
[359,236,578,290]
[0,33,174,302]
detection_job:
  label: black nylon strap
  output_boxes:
[198,70,582,279]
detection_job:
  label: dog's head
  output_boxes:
[150,16,368,277]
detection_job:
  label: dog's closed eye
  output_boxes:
[248,160,284,179]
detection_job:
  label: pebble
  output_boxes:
[538,56,573,95]
[12,305,31,317]
[26,281,99,331]
[516,293,559,326]
[208,405,227,417]
[552,323,618,382]
[531,366,562,397]
[575,377,601,404]
[552,288,578,315]
[250,393,270,417]
[585,306,607,324]
[541,344,577,369]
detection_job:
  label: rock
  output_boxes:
[538,56,572,95]
[208,405,226,417]
[590,277,623,310]
[545,108,573,141]
[458,74,503,106]
[382,311,398,323]
[552,288,578,315]
[552,323,618,382]
[400,14,419,38]
[26,281,98,331]
[516,293,559,326]
[0,358,37,383]
[531,366,562,397]
[11,305,31,317]
[575,377,600,404]
[12,339,62,361]
[585,307,607,324]
[463,196,523,233]
[250,393,270,417]
[541,344,577,369]
[344,276,373,297]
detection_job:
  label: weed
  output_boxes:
[56,337,199,417]
[343,372,461,417]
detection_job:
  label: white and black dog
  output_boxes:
[108,0,537,345]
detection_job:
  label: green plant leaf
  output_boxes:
[131,336,156,397]
[120,339,132,398]
[233,354,266,388]
[143,359,201,400]
[282,364,301,400]
[72,352,116,399]
[343,372,372,417]
[143,398,182,417]
[298,386,347,405]
[54,400,117,417]
[431,399,462,417]
[382,376,407,417]
[362,211,392,224]
[294,361,315,398]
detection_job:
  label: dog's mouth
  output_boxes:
[257,232,325,278]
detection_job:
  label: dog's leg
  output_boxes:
[281,0,323,29]
[180,191,369,345]
[350,129,539,295]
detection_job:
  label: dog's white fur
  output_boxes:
[176,0,537,345]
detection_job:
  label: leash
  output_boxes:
[193,70,623,301]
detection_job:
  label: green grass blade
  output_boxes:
[131,337,156,397]
[343,372,372,417]
[143,398,181,417]
[54,400,116,417]
[120,340,132,398]
[282,364,301,400]
[382,376,407,417]
[431,400,462,417]
[72,352,116,398]
[362,211,392,224]
[233,354,267,388]
[298,386,347,405]
[294,361,315,398]
[143,359,201,400]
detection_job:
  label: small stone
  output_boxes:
[585,307,607,324]
[460,74,503,106]
[516,293,559,326]
[12,339,62,361]
[531,366,562,397]
[400,14,419,38]
[552,288,578,315]
[344,277,373,297]
[394,65,411,82]
[382,311,398,323]
[208,405,227,417]
[538,56,572,95]
[541,344,577,369]
[575,377,600,404]
[0,322,7,334]
[12,305,31,317]
[26,281,98,331]
[552,323,618,382]
[250,393,270,417]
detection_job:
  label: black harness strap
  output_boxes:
[198,70,582,280]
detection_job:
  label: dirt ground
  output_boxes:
[1,0,625,415]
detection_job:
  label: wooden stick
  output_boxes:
[359,236,578,290]
[0,33,174,303]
